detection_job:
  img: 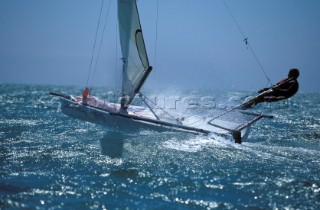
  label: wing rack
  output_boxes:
[207,111,273,144]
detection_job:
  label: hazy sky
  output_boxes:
[1,0,319,92]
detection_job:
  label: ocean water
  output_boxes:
[1,84,319,209]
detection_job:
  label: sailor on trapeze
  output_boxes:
[241,68,300,109]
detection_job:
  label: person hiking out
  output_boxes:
[241,68,299,109]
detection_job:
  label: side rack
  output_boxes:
[207,111,273,144]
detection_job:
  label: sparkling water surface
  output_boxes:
[1,84,319,209]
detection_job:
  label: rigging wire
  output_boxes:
[153,0,160,71]
[115,12,119,104]
[139,93,179,122]
[86,0,105,88]
[222,0,273,86]
[90,0,112,92]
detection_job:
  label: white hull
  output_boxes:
[60,98,173,134]
[59,97,252,142]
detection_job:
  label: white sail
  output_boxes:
[117,0,152,108]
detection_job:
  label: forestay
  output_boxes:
[117,0,152,108]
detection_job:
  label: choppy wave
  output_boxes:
[1,84,319,209]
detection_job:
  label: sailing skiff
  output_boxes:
[50,0,272,143]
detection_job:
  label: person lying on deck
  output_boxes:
[241,68,299,109]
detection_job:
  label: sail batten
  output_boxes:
[117,0,151,108]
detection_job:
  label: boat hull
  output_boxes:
[59,97,252,142]
[60,98,178,134]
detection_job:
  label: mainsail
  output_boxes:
[117,0,152,108]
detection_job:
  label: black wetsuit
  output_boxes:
[240,78,299,109]
[259,78,299,102]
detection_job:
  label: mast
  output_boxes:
[117,0,152,109]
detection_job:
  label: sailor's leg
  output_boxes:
[240,96,264,109]
[263,95,286,102]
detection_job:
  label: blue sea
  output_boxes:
[1,84,319,209]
